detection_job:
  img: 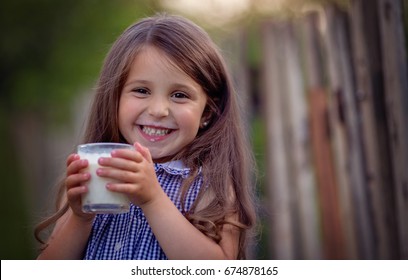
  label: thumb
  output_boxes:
[134,142,152,163]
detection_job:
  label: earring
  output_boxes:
[201,121,209,128]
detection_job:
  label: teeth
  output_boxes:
[142,126,170,136]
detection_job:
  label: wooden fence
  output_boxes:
[257,0,408,259]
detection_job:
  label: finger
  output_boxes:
[106,183,152,206]
[134,142,152,163]
[66,154,80,167]
[110,148,144,163]
[66,185,88,200]
[65,173,90,190]
[96,168,139,183]
[67,158,88,176]
[98,156,139,171]
[105,182,139,195]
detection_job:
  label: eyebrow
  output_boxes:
[123,79,149,88]
[124,79,200,93]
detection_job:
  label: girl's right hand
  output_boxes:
[65,154,95,221]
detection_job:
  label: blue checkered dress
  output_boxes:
[83,160,202,259]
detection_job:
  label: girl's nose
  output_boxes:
[148,96,169,118]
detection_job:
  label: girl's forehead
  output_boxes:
[126,46,205,93]
[136,46,179,68]
[129,46,193,82]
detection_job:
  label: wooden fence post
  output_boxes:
[349,0,399,259]
[302,11,346,259]
[377,0,408,259]
[261,20,296,259]
[282,20,321,260]
[323,2,375,259]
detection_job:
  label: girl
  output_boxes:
[35,13,256,260]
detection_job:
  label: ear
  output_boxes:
[200,120,209,129]
[200,109,212,129]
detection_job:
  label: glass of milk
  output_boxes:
[78,142,133,214]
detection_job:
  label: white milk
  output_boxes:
[79,151,130,214]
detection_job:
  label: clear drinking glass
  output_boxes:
[78,142,133,214]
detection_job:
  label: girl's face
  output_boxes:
[118,46,208,161]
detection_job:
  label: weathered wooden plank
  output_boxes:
[320,7,357,259]
[261,20,295,259]
[301,12,324,89]
[377,0,408,259]
[323,2,375,259]
[300,10,346,259]
[281,20,321,259]
[309,87,346,259]
[350,0,399,259]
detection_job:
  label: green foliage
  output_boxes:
[0,110,34,259]
[251,116,270,259]
[0,0,158,123]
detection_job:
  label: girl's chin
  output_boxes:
[152,155,177,163]
[146,148,173,162]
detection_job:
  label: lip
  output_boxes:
[137,125,175,142]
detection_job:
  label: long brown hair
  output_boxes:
[35,14,257,259]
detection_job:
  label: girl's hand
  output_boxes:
[96,142,165,207]
[65,154,95,221]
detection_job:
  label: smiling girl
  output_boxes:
[35,14,257,260]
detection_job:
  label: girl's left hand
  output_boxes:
[96,142,164,206]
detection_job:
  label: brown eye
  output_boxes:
[132,88,150,97]
[172,92,188,99]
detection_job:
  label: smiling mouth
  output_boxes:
[140,125,172,137]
